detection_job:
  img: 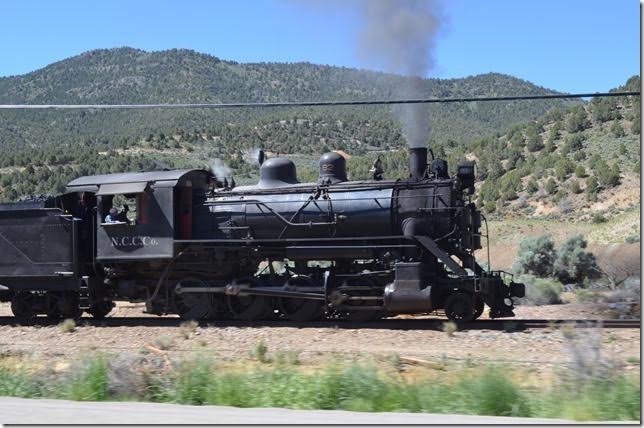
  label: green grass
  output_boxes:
[61,355,109,401]
[0,355,639,421]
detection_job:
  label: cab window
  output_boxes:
[101,193,147,225]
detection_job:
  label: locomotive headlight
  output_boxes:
[456,161,476,194]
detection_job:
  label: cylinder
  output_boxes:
[409,147,428,180]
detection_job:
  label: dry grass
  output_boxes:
[179,320,199,339]
[442,321,458,337]
[58,319,76,333]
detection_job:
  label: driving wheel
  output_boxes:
[172,277,214,320]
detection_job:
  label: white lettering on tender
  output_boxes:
[109,236,160,247]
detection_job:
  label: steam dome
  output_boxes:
[257,158,299,188]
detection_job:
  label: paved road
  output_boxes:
[0,397,583,424]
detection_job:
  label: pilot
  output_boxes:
[105,205,130,224]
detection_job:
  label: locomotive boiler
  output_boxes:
[0,148,524,323]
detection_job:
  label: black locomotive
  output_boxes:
[0,148,524,322]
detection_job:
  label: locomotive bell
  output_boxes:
[430,159,449,179]
[257,157,299,188]
[318,152,348,185]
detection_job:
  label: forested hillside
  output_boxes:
[0,47,634,209]
[346,76,641,222]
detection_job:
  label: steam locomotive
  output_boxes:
[0,148,524,323]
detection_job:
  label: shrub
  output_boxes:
[526,178,539,194]
[517,275,563,305]
[513,235,556,277]
[595,160,620,188]
[555,158,574,181]
[586,176,599,201]
[573,151,586,162]
[179,320,199,339]
[610,120,625,137]
[570,179,582,194]
[63,356,109,401]
[624,234,640,244]
[545,177,557,195]
[59,319,76,333]
[252,340,270,363]
[442,321,458,337]
[526,134,544,152]
[574,165,586,178]
[553,235,600,284]
[562,133,585,154]
[591,212,607,224]
[0,368,43,398]
[460,369,530,416]
[152,336,174,350]
[598,278,641,319]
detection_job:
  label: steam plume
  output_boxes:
[354,0,441,148]
[210,158,232,180]
[290,0,442,148]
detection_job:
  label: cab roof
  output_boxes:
[65,169,212,193]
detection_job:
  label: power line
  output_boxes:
[0,91,638,110]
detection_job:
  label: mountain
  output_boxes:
[0,47,574,148]
[0,47,585,200]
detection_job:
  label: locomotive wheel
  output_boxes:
[472,297,485,320]
[11,292,37,323]
[207,296,230,320]
[57,292,83,320]
[87,300,115,319]
[227,278,273,321]
[444,292,475,322]
[279,298,323,322]
[279,276,324,322]
[172,277,214,320]
[45,292,63,319]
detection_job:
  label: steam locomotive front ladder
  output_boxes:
[78,276,91,310]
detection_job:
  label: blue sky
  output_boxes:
[0,0,639,93]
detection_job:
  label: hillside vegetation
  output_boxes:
[0,47,578,199]
[0,48,637,216]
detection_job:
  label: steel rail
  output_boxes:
[0,316,638,329]
[0,92,638,110]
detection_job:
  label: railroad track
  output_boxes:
[0,316,639,330]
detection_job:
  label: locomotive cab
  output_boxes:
[66,169,213,261]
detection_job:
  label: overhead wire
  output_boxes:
[0,91,639,110]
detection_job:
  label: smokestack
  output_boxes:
[409,147,427,180]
